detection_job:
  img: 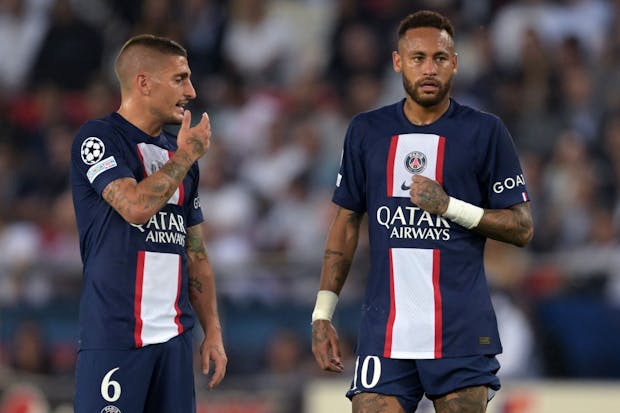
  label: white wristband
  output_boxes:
[442,197,484,229]
[311,290,339,323]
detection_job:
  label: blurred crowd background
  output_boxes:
[1,0,620,411]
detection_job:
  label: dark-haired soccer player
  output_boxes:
[71,34,227,413]
[311,10,533,413]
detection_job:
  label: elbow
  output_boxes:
[514,225,534,248]
[121,210,154,226]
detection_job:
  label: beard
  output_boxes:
[402,73,452,108]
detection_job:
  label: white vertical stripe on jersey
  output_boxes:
[387,133,444,198]
[136,142,182,205]
[385,248,442,359]
[136,251,182,346]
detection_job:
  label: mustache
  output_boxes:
[416,78,442,87]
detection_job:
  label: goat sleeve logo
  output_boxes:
[81,137,105,165]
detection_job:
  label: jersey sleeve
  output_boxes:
[480,116,530,209]
[186,163,204,227]
[332,116,367,213]
[71,120,134,195]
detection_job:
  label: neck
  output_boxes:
[403,97,451,126]
[117,102,162,137]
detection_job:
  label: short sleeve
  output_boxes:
[71,120,134,195]
[186,164,204,227]
[332,116,367,213]
[480,116,530,209]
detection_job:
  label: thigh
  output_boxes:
[74,348,154,413]
[417,354,500,401]
[144,332,195,413]
[352,393,406,413]
[432,386,487,413]
[346,355,424,413]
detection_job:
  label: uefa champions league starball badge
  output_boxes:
[81,137,106,165]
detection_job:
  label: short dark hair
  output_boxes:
[397,10,455,41]
[118,34,187,58]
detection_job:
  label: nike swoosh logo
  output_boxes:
[401,181,410,190]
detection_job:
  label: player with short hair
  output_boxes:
[71,34,227,413]
[311,10,533,413]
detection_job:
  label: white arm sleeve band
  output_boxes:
[311,290,339,323]
[442,196,484,229]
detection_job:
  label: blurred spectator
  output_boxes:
[29,0,104,91]
[0,0,51,94]
[180,0,227,78]
[222,0,294,88]
[8,320,51,374]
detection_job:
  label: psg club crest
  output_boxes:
[81,137,106,165]
[101,406,121,413]
[404,151,427,174]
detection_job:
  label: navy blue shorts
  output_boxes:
[74,331,195,413]
[346,354,500,412]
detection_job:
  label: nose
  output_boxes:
[185,80,197,100]
[422,58,437,76]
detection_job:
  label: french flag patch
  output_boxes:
[521,192,529,202]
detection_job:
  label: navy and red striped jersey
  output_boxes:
[71,112,203,350]
[333,98,529,359]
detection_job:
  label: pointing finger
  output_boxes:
[181,109,191,130]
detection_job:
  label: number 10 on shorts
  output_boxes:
[351,356,382,390]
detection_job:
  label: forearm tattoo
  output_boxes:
[102,180,133,218]
[189,275,203,294]
[186,227,208,261]
[323,208,362,290]
[478,202,533,246]
[103,155,193,217]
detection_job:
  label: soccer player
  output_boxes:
[70,35,227,413]
[311,10,533,413]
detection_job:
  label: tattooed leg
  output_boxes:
[432,385,487,413]
[352,393,406,413]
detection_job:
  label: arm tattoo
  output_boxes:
[102,155,193,220]
[186,226,208,261]
[324,249,343,259]
[328,258,351,287]
[189,275,203,294]
[103,179,135,218]
[344,210,363,225]
[160,156,191,182]
[477,202,533,247]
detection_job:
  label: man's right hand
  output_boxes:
[177,110,211,162]
[312,319,344,373]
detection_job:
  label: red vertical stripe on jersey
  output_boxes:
[386,136,398,196]
[168,150,184,205]
[432,250,442,357]
[435,137,446,185]
[136,145,148,178]
[383,249,396,357]
[174,258,183,333]
[134,251,145,347]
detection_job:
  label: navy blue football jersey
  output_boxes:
[334,99,529,359]
[71,113,203,350]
